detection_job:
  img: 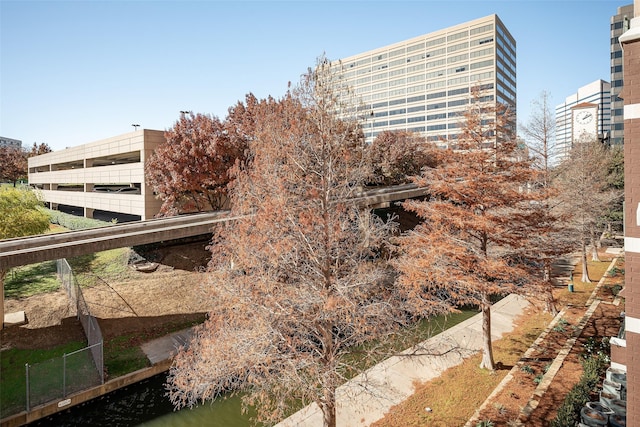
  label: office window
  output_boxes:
[407,42,425,52]
[425,47,446,58]
[389,108,406,115]
[426,69,446,79]
[427,113,446,120]
[408,105,425,113]
[390,118,406,125]
[408,116,426,123]
[448,53,469,64]
[448,99,468,107]
[407,95,425,103]
[470,59,493,70]
[470,23,493,35]
[448,87,469,96]
[427,91,446,100]
[427,124,447,131]
[447,30,468,42]
[447,42,469,53]
[407,84,425,93]
[427,102,446,110]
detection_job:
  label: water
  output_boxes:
[30,309,477,426]
[29,373,253,427]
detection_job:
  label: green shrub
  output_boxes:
[44,208,115,230]
[550,353,608,427]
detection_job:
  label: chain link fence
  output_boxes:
[18,260,105,412]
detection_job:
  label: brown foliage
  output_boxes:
[394,89,544,371]
[0,146,27,185]
[368,130,436,185]
[167,59,413,427]
[145,99,256,215]
[28,142,52,157]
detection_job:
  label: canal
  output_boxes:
[28,373,254,427]
[28,309,476,426]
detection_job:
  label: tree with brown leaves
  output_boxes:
[394,89,543,371]
[28,142,53,157]
[368,130,435,185]
[0,146,27,186]
[145,104,250,216]
[166,59,450,427]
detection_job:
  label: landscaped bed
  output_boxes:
[373,254,624,427]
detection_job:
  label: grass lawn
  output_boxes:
[0,341,87,418]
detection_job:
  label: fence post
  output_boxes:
[63,352,67,397]
[100,342,104,384]
[25,363,30,412]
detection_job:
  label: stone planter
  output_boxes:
[580,406,608,427]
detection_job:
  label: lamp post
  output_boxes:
[132,124,140,131]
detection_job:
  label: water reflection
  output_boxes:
[28,374,252,427]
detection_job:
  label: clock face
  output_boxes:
[575,110,594,125]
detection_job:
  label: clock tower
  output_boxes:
[571,102,598,143]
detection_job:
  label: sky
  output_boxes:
[0,0,627,151]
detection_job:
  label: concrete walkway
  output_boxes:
[275,294,530,427]
[138,295,530,427]
[141,327,195,365]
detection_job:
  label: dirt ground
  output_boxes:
[473,255,625,426]
[1,241,213,351]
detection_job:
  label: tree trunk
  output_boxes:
[478,293,495,371]
[542,262,558,316]
[321,391,337,427]
[0,270,6,330]
[581,241,591,283]
[591,230,601,262]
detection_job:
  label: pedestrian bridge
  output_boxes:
[0,183,427,270]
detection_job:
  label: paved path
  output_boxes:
[275,294,530,427]
[139,295,530,426]
[141,327,195,365]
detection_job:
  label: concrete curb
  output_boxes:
[465,257,620,427]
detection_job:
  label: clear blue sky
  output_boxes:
[0,0,625,151]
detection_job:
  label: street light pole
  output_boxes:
[132,124,140,131]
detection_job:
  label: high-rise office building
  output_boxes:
[611,4,634,145]
[555,79,611,159]
[0,136,22,149]
[331,15,516,145]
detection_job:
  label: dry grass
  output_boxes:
[372,256,619,427]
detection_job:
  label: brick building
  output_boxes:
[618,1,640,424]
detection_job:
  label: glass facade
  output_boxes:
[610,4,633,145]
[332,15,516,145]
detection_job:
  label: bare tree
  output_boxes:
[394,88,543,371]
[166,58,442,427]
[555,137,622,281]
[519,91,574,314]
